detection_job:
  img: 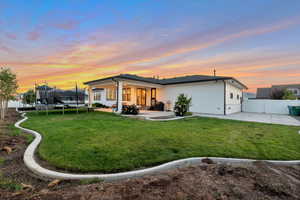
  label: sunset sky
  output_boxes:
[1,0,300,92]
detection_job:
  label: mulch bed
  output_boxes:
[0,109,300,200]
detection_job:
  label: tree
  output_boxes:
[282,89,297,100]
[173,94,192,116]
[0,67,18,120]
[270,88,284,100]
[22,89,36,106]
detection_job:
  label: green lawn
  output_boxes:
[22,111,300,173]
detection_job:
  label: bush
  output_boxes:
[92,103,109,108]
[122,105,139,115]
[150,101,165,111]
[283,90,297,100]
[174,94,192,116]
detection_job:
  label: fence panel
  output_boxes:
[242,100,300,114]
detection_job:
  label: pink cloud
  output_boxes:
[0,45,12,53]
[27,31,41,40]
[5,33,17,40]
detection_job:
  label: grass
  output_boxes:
[22,111,300,173]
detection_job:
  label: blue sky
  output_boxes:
[0,0,300,92]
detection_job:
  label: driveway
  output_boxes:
[196,112,300,126]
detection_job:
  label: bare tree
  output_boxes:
[0,67,18,120]
[270,88,284,100]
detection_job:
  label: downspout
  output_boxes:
[223,80,226,115]
[241,90,243,112]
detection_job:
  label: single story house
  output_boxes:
[84,74,247,115]
[256,84,300,99]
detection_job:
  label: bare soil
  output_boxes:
[0,109,300,200]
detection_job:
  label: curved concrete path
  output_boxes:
[15,112,300,181]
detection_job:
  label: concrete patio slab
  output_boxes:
[196,112,300,126]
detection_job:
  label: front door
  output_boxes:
[136,88,146,106]
[151,88,157,106]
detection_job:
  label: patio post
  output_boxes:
[88,87,92,108]
[116,81,123,113]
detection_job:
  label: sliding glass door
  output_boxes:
[136,88,146,106]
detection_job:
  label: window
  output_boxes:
[151,88,156,99]
[237,94,240,100]
[122,88,131,101]
[106,88,116,100]
[151,88,157,106]
[230,93,233,99]
[93,91,101,101]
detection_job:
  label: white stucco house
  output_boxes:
[84,74,247,115]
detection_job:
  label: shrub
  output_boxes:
[174,94,192,116]
[92,103,109,108]
[122,105,139,115]
[150,101,165,111]
[283,90,297,100]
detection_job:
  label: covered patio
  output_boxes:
[86,76,166,113]
[95,108,175,119]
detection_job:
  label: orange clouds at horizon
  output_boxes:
[3,13,300,94]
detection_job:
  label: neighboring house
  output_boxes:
[256,88,272,99]
[36,85,87,105]
[256,84,300,99]
[84,74,247,115]
[243,92,256,100]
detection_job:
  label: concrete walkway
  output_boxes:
[196,112,300,126]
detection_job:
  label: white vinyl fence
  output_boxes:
[8,100,32,108]
[242,100,300,115]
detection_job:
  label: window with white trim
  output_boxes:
[106,88,116,100]
[122,88,131,101]
[93,91,101,101]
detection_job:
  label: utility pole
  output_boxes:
[213,68,216,76]
[76,82,79,114]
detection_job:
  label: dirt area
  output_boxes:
[0,109,300,200]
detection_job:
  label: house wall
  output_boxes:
[88,79,244,115]
[242,99,300,114]
[92,87,116,107]
[158,81,225,115]
[91,86,154,107]
[225,82,243,114]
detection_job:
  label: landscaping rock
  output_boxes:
[202,158,214,164]
[48,179,61,188]
[21,183,34,191]
[2,146,12,154]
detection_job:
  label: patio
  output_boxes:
[196,112,300,126]
[95,108,175,119]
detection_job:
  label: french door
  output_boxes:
[136,88,146,106]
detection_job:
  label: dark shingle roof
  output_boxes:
[159,75,231,85]
[84,74,247,88]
